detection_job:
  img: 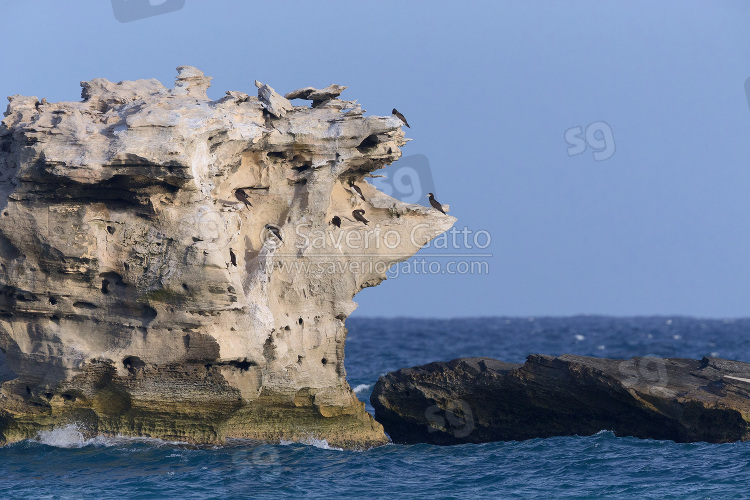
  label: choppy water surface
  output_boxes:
[2,316,750,499]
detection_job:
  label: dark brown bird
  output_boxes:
[229,248,237,267]
[352,209,369,225]
[234,188,252,208]
[264,223,283,242]
[331,215,341,228]
[392,108,410,128]
[427,193,446,214]
[350,182,365,201]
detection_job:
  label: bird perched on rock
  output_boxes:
[349,182,366,201]
[264,223,283,242]
[427,193,446,214]
[330,215,341,228]
[234,188,252,208]
[392,108,410,128]
[352,209,369,225]
[229,248,237,267]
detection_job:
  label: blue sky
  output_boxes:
[2,1,750,318]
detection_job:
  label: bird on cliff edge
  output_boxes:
[427,193,446,214]
[349,182,366,201]
[264,223,283,242]
[392,108,410,128]
[234,188,253,208]
[330,215,342,228]
[352,209,369,225]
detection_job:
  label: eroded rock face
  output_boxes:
[0,66,455,447]
[371,355,750,445]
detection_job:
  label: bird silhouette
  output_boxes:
[229,248,237,267]
[234,188,253,208]
[392,108,410,128]
[352,209,369,225]
[331,215,341,228]
[350,182,366,201]
[264,223,283,242]
[427,193,446,214]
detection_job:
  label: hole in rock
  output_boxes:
[49,296,58,305]
[123,356,146,372]
[101,279,110,294]
[73,301,97,310]
[321,358,328,365]
[267,151,285,160]
[25,386,30,395]
[228,359,256,372]
[100,272,126,289]
[182,283,189,291]
[106,226,116,235]
[61,393,76,402]
[292,163,312,173]
[298,318,303,326]
[44,393,53,400]
[356,134,379,153]
[140,305,157,321]
[16,292,38,302]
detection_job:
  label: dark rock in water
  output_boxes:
[370,355,750,445]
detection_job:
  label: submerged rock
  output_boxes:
[0,66,456,448]
[371,355,750,445]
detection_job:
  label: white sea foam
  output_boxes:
[574,334,585,341]
[279,437,343,451]
[35,424,91,448]
[353,383,371,393]
[33,424,189,449]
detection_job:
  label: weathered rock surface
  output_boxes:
[285,85,348,107]
[0,66,455,448]
[371,355,750,445]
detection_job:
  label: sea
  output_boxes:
[2,316,750,499]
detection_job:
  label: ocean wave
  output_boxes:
[353,383,372,393]
[31,425,190,449]
[279,437,343,451]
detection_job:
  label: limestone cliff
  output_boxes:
[0,66,455,447]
